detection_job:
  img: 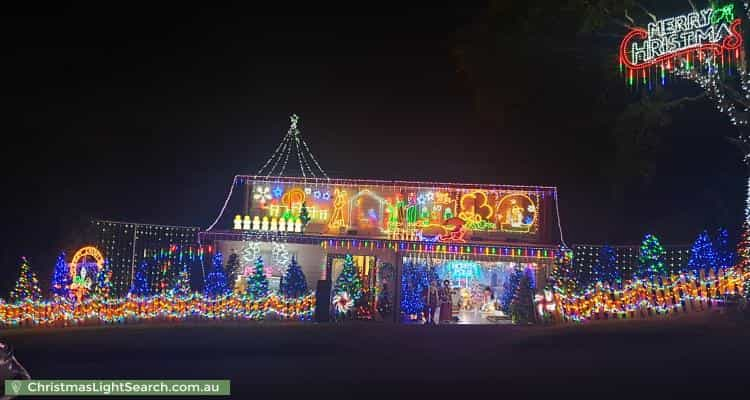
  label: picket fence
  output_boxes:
[552,267,748,322]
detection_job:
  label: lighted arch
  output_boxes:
[69,246,105,278]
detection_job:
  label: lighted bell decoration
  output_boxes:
[242,215,251,230]
[261,216,269,231]
[278,217,287,232]
[294,218,302,233]
[233,215,242,230]
[252,216,261,230]
[270,217,278,232]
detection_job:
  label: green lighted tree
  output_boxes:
[94,259,113,300]
[736,222,750,271]
[299,202,311,228]
[333,254,363,303]
[550,246,577,295]
[10,257,42,303]
[638,233,666,278]
[246,256,269,299]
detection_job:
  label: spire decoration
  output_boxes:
[256,114,329,179]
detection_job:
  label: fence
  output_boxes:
[552,267,748,322]
[0,293,316,328]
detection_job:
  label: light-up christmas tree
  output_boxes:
[299,202,311,229]
[94,258,113,300]
[128,259,151,298]
[593,245,618,285]
[246,256,269,299]
[10,257,42,303]
[736,222,750,271]
[333,254,363,304]
[224,251,240,288]
[550,246,577,296]
[172,261,191,297]
[501,265,523,313]
[400,261,429,318]
[714,228,735,269]
[688,230,717,275]
[280,256,307,298]
[510,270,534,324]
[638,234,666,278]
[50,252,71,299]
[204,252,230,298]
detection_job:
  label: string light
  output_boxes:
[0,293,315,328]
[256,114,328,178]
[552,267,747,322]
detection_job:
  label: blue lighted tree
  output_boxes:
[400,261,429,317]
[128,259,151,298]
[688,230,717,275]
[501,265,524,313]
[714,227,735,269]
[593,245,618,285]
[638,234,666,278]
[204,251,230,298]
[280,256,307,298]
[510,270,535,324]
[50,252,71,299]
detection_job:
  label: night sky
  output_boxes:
[0,3,745,291]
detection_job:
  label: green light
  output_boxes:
[710,4,734,25]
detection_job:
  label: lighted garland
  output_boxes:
[0,293,316,328]
[552,267,748,322]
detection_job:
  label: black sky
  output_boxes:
[0,3,745,291]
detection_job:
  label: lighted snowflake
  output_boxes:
[272,186,283,198]
[417,194,427,205]
[253,186,271,204]
[425,192,434,201]
[322,191,331,200]
[313,190,322,199]
[333,292,353,314]
[241,242,262,275]
[271,241,290,273]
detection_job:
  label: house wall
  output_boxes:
[216,240,326,290]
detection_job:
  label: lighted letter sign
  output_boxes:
[619,5,742,78]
